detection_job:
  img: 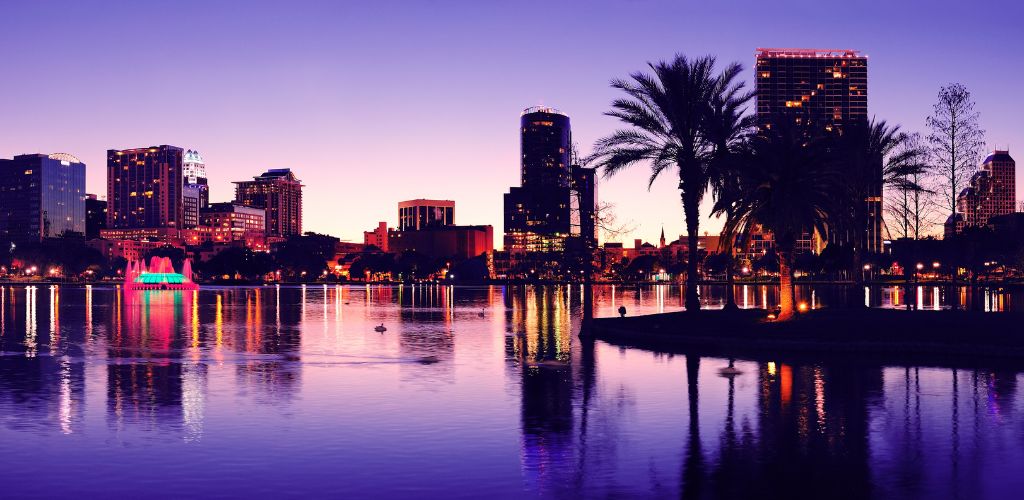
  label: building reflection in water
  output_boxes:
[395,284,456,383]
[508,285,579,496]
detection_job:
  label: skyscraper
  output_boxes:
[234,168,303,238]
[0,153,86,244]
[945,150,1017,237]
[755,48,878,253]
[106,145,185,230]
[183,149,209,229]
[504,107,573,255]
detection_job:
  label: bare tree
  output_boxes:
[884,133,941,239]
[594,201,635,241]
[926,83,985,222]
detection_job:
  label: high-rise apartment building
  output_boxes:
[504,107,573,255]
[755,48,867,133]
[754,48,879,253]
[107,145,185,230]
[183,149,209,229]
[945,150,1017,237]
[85,194,107,239]
[398,199,454,231]
[234,168,303,238]
[0,153,86,244]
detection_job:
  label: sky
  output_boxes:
[1,0,1021,246]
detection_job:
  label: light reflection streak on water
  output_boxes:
[916,286,924,310]
[85,285,93,337]
[58,357,73,435]
[191,291,199,348]
[814,366,826,433]
[25,286,37,357]
[50,286,60,348]
[215,294,223,347]
[934,287,941,311]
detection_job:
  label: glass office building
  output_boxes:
[0,153,86,243]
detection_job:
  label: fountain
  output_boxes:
[124,257,199,291]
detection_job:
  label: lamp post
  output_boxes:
[862,263,871,283]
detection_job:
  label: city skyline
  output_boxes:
[2,1,1022,246]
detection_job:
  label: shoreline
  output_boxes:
[586,308,1024,364]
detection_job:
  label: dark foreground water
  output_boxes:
[0,284,1022,499]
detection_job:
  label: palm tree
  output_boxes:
[589,54,747,312]
[707,63,756,311]
[833,119,929,304]
[725,118,839,320]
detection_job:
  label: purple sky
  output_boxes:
[2,1,1021,246]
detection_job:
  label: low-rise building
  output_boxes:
[389,225,493,261]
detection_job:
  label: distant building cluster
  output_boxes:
[0,144,304,264]
[945,151,1017,237]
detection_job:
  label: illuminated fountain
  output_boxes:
[124,257,199,291]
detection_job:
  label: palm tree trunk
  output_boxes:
[723,261,738,311]
[778,249,796,321]
[683,192,701,312]
[850,248,865,309]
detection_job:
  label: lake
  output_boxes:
[0,284,1022,498]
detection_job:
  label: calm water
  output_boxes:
[0,284,1022,499]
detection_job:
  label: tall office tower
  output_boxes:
[107,145,185,229]
[945,150,1017,237]
[234,168,303,238]
[0,153,86,244]
[85,194,107,239]
[755,48,878,252]
[182,149,209,229]
[504,107,573,255]
[398,199,455,231]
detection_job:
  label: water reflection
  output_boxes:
[0,284,1021,497]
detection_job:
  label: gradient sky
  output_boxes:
[2,0,1021,246]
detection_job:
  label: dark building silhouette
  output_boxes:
[567,165,597,266]
[234,168,303,238]
[755,48,880,253]
[0,153,86,244]
[389,225,493,261]
[85,194,107,239]
[504,107,572,255]
[106,145,185,230]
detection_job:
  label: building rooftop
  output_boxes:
[756,48,864,59]
[238,168,303,184]
[983,150,1014,164]
[399,199,455,206]
[521,106,568,117]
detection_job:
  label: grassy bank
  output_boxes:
[587,308,1024,362]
